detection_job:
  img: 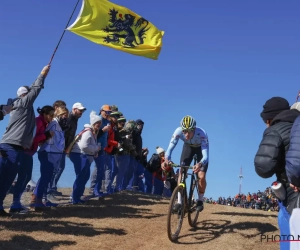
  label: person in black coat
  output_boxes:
[254,96,300,250]
[131,119,148,191]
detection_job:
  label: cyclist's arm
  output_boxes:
[165,127,182,161]
[200,133,209,165]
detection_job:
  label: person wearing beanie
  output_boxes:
[260,97,290,125]
[122,119,146,192]
[68,111,102,204]
[254,96,300,250]
[152,146,166,195]
[0,65,50,217]
[145,146,176,196]
[156,146,165,155]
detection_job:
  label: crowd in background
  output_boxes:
[203,186,279,212]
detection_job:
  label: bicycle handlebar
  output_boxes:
[170,164,194,170]
[169,154,197,170]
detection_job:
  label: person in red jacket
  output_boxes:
[10,105,54,213]
[31,107,55,154]
[104,118,120,154]
[103,111,122,193]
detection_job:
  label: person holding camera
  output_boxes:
[102,110,123,193]
[114,117,137,191]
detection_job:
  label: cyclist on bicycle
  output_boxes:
[164,115,209,212]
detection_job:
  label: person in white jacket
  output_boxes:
[31,106,69,210]
[69,111,102,204]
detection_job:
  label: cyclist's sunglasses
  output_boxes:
[182,128,195,133]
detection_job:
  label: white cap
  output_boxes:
[17,87,29,97]
[291,102,300,111]
[90,110,102,125]
[72,102,86,110]
[156,146,165,154]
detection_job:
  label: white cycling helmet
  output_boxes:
[180,115,196,130]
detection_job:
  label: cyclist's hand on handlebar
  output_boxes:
[193,162,202,173]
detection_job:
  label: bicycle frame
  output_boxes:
[167,154,201,242]
[172,154,199,212]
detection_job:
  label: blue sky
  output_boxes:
[0,0,299,199]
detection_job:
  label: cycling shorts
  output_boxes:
[180,143,208,173]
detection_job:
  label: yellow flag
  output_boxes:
[67,0,164,60]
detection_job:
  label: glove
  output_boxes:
[1,104,13,115]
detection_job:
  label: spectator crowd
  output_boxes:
[203,186,279,212]
[0,65,178,217]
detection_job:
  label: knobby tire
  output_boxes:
[167,185,185,242]
[187,176,200,227]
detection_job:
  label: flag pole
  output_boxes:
[48,0,81,65]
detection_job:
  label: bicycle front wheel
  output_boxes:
[187,176,200,227]
[167,185,185,242]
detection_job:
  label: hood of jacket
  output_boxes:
[135,119,144,135]
[271,109,300,126]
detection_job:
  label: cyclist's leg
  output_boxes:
[174,144,193,210]
[195,169,207,211]
[198,165,208,195]
[178,143,194,185]
[195,147,207,211]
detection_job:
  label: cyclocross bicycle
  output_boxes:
[167,154,200,242]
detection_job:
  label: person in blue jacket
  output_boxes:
[285,102,300,197]
[89,105,111,196]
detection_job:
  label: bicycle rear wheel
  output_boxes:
[187,176,200,227]
[167,185,185,242]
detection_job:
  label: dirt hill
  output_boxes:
[0,189,279,250]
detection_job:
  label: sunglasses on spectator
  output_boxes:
[102,110,111,115]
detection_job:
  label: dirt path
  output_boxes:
[0,189,279,250]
